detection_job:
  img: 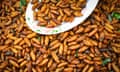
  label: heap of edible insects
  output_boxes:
[0,0,120,72]
[32,0,86,28]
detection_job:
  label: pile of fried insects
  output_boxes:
[0,0,120,72]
